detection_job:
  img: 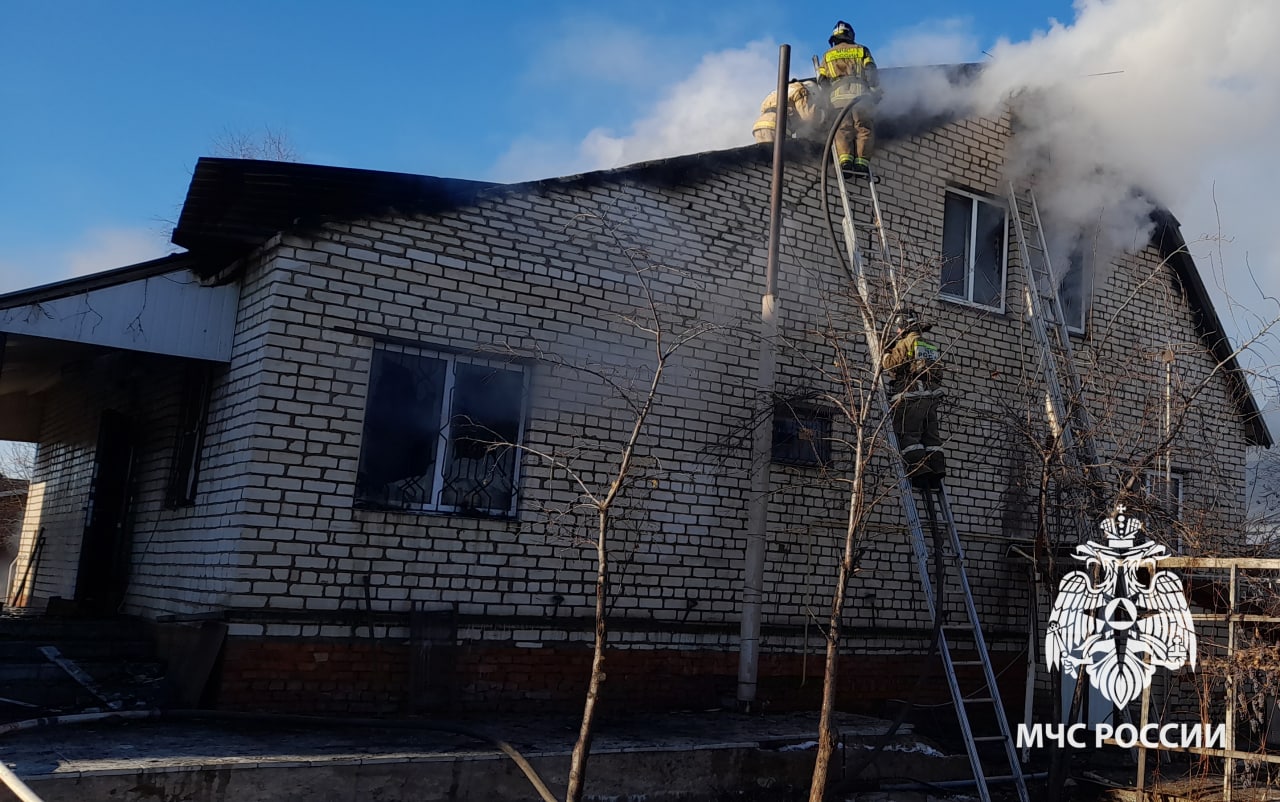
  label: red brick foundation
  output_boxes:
[214,636,1026,720]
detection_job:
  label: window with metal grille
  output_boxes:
[355,347,527,517]
[941,188,1007,311]
[771,403,833,467]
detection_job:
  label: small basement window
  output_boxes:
[772,403,833,467]
[941,189,1008,311]
[356,347,527,517]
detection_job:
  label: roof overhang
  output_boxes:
[0,253,239,362]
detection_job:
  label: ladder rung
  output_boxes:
[951,660,985,666]
[982,774,1020,783]
[962,696,995,704]
[973,735,1008,743]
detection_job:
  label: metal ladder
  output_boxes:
[1006,184,1100,490]
[832,156,1031,802]
[1006,188,1108,739]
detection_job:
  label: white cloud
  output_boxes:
[492,39,778,182]
[524,17,688,91]
[64,227,171,278]
[0,226,173,295]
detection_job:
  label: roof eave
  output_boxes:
[1151,210,1273,448]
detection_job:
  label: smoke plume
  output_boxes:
[964,0,1280,333]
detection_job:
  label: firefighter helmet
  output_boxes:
[829,20,855,46]
[895,309,928,334]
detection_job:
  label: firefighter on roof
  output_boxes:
[882,310,946,484]
[818,20,880,177]
[752,78,827,144]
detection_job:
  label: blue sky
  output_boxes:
[0,1,1077,294]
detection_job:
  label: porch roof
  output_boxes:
[0,253,239,441]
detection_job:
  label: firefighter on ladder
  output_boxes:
[817,20,880,177]
[752,78,826,144]
[883,310,946,486]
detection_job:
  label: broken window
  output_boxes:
[165,362,213,508]
[355,347,526,517]
[941,189,1007,310]
[771,403,833,467]
[1042,220,1093,334]
[1057,246,1089,333]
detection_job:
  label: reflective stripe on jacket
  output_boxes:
[818,42,878,105]
[882,331,944,400]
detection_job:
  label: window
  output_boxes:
[941,189,1007,310]
[1043,221,1093,334]
[1057,246,1089,333]
[772,403,833,467]
[356,347,527,517]
[165,363,213,508]
[1144,472,1184,521]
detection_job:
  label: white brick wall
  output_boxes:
[11,110,1253,658]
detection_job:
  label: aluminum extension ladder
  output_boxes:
[832,156,1031,802]
[1006,184,1100,508]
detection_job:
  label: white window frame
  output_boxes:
[357,346,529,518]
[940,188,1009,313]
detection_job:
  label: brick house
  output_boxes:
[0,94,1268,716]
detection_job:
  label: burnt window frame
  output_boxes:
[1057,245,1091,335]
[940,187,1008,312]
[1042,219,1095,335]
[771,402,833,468]
[165,363,213,508]
[355,346,529,518]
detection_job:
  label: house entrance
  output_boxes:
[74,410,136,610]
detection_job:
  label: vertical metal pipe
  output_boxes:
[1224,565,1238,802]
[764,47,789,296]
[738,44,790,708]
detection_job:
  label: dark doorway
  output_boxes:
[75,410,136,610]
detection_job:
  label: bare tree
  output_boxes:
[777,240,941,799]
[493,212,718,802]
[0,441,34,563]
[0,441,34,481]
[209,126,300,162]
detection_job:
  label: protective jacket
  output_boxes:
[882,331,944,402]
[883,329,946,479]
[752,80,824,143]
[818,42,879,107]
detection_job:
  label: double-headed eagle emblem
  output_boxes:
[1045,506,1196,708]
